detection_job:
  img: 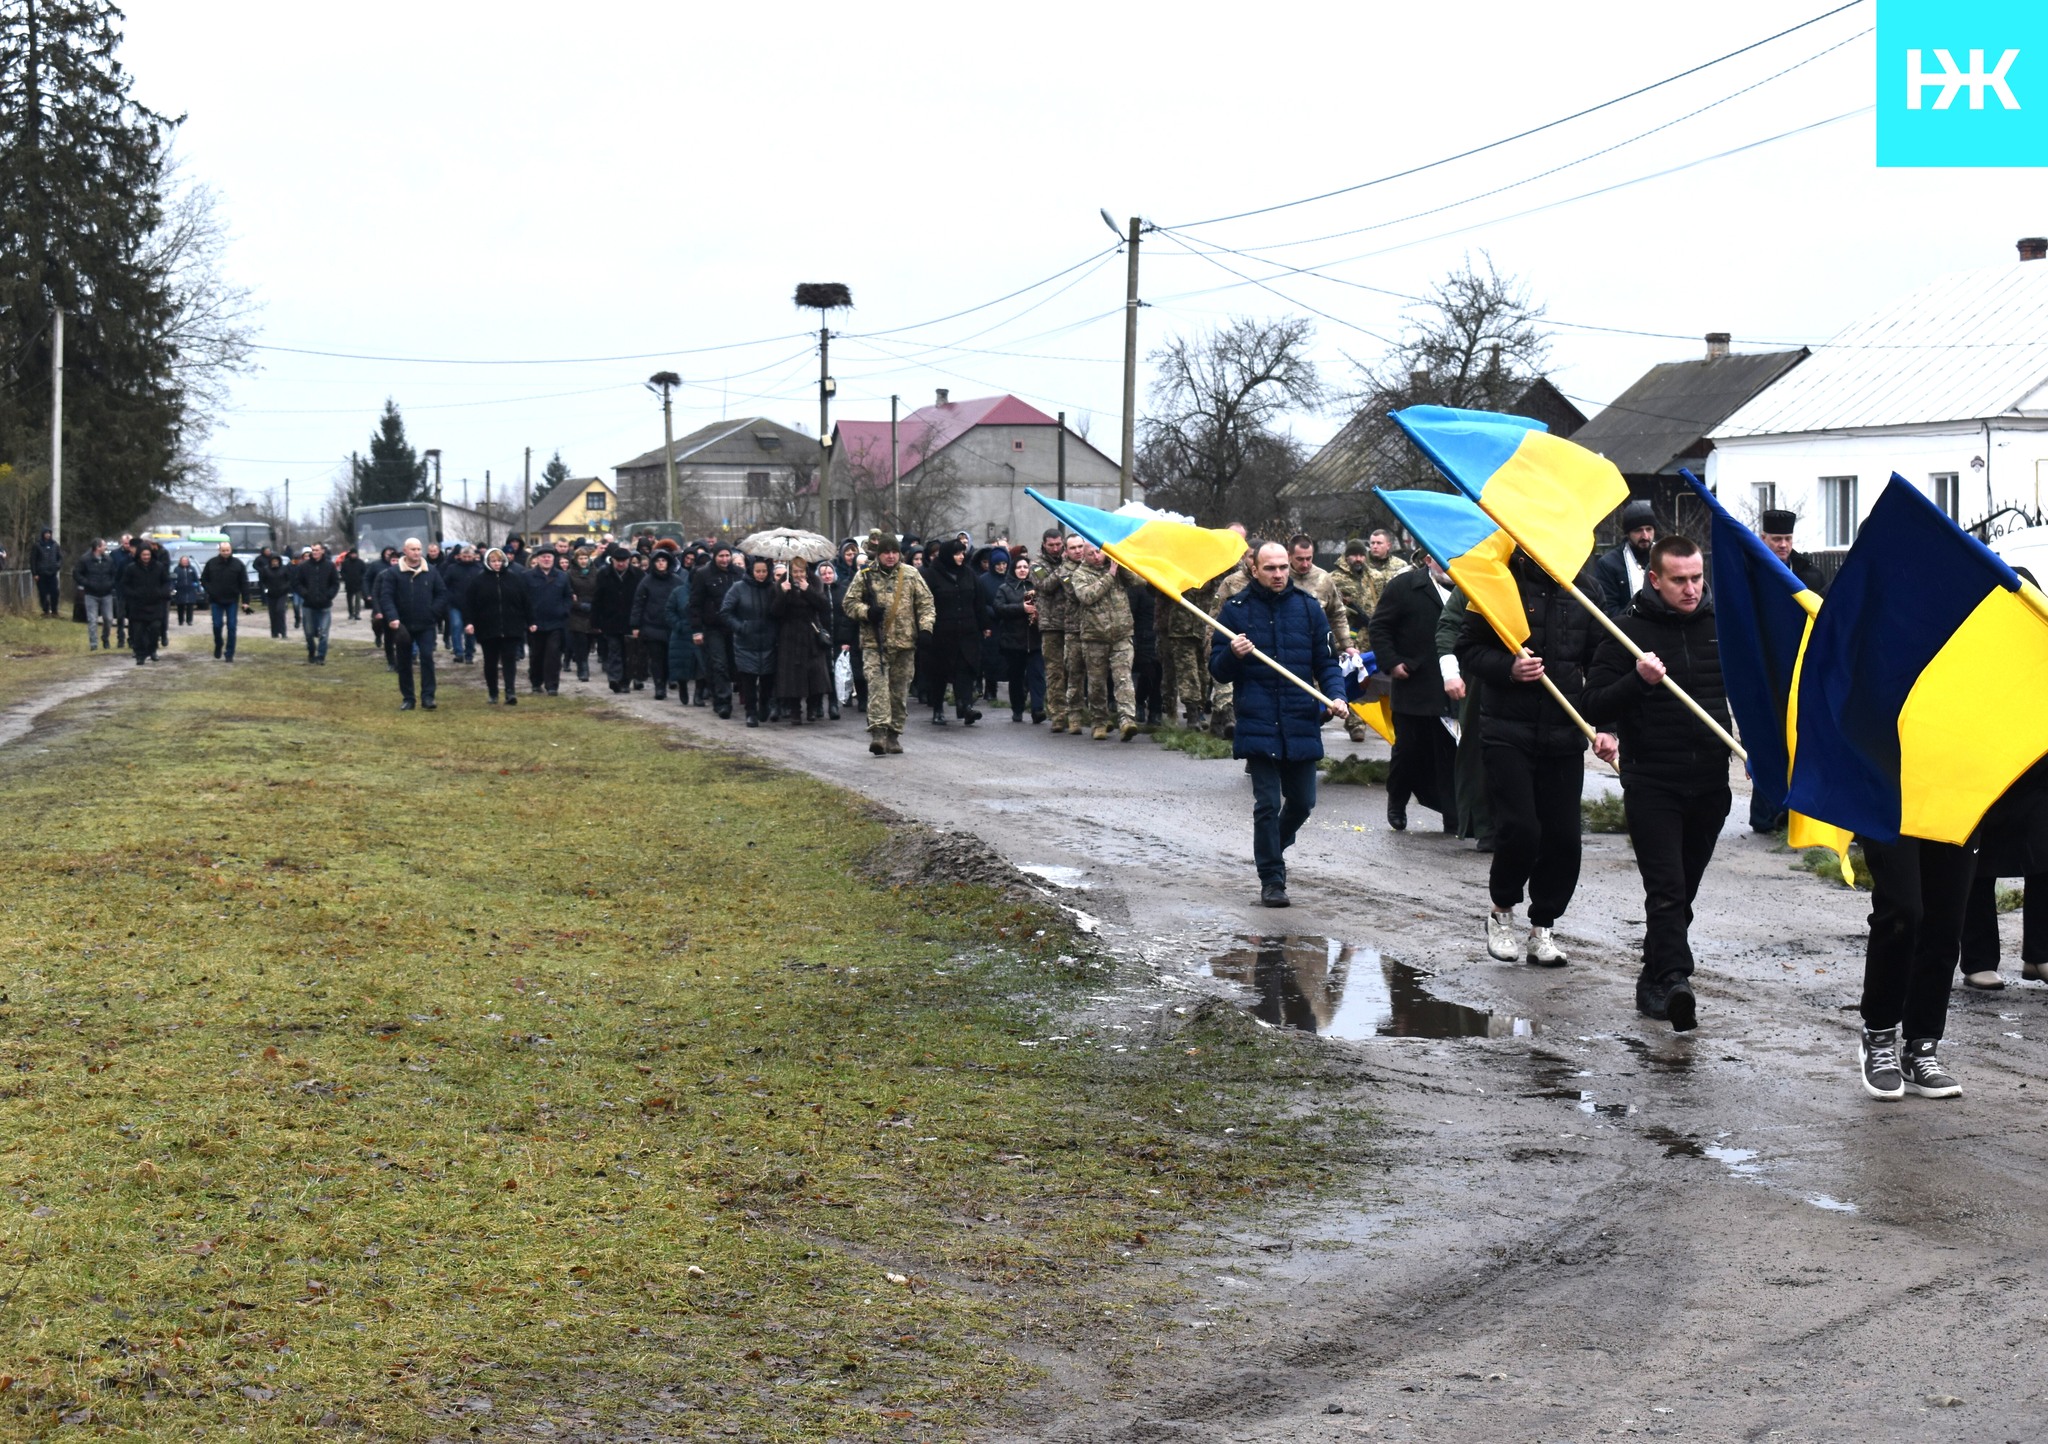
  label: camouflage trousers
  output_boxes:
[1080,638,1136,730]
[1061,633,1090,728]
[1160,634,1208,724]
[862,645,916,735]
[1043,629,1070,727]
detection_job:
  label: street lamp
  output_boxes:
[794,283,852,533]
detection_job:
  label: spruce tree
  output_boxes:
[0,0,185,540]
[353,399,428,508]
[532,450,571,507]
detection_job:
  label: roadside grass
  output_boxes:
[1997,884,2025,913]
[0,645,1375,1439]
[1152,724,1233,760]
[0,610,106,710]
[1797,844,1868,890]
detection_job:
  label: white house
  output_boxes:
[1708,236,2048,553]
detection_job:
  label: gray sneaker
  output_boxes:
[1901,1038,1961,1099]
[1859,1025,1904,1101]
[1485,909,1518,962]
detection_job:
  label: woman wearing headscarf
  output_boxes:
[995,552,1047,723]
[566,546,600,682]
[770,554,834,724]
[719,554,780,727]
[119,541,172,665]
[924,536,988,725]
[171,551,203,628]
[977,548,1011,702]
[629,550,682,702]
[463,547,535,704]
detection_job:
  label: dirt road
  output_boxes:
[585,677,2045,1443]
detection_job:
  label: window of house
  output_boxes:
[1751,482,1776,517]
[1821,476,1858,547]
[1931,472,1960,520]
[1011,439,1026,452]
[746,471,770,498]
[585,491,607,512]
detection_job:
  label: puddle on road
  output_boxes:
[1205,936,1531,1040]
[1702,1143,1761,1177]
[1806,1194,1859,1213]
[1018,864,1091,890]
[1641,1125,1705,1158]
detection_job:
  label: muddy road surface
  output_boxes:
[598,683,2045,1441]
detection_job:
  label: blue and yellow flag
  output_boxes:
[1679,470,1854,878]
[1374,487,1527,652]
[1390,406,1627,585]
[1024,489,1244,597]
[1787,474,2048,846]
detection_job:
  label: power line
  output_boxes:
[1163,0,1867,230]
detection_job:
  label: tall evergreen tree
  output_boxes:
[0,0,186,540]
[352,399,428,509]
[531,450,571,507]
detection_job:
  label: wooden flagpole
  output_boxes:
[1556,578,1747,761]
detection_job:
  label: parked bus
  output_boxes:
[353,502,439,560]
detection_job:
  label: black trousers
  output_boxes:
[934,648,977,715]
[480,637,521,696]
[1133,657,1162,722]
[1960,869,2045,972]
[1248,756,1318,886]
[1388,710,1457,821]
[35,573,59,613]
[345,586,361,620]
[396,633,436,704]
[1859,835,1977,1041]
[175,603,195,625]
[527,628,564,692]
[736,670,773,720]
[266,596,288,637]
[704,632,734,711]
[848,645,868,710]
[1483,745,1584,927]
[1002,647,1044,717]
[1624,781,1730,988]
[637,637,669,692]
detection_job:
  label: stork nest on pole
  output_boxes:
[793,282,853,311]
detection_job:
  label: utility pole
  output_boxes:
[889,394,900,532]
[818,327,834,534]
[522,446,532,538]
[1057,411,1067,504]
[484,469,492,543]
[648,372,680,520]
[283,478,291,551]
[48,306,62,543]
[1119,216,1141,506]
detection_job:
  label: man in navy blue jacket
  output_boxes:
[1210,543,1348,908]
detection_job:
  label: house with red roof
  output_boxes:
[829,389,1124,543]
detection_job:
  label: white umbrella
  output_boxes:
[736,527,835,562]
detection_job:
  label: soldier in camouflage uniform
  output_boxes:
[1070,548,1139,740]
[1159,575,1216,728]
[1287,534,1365,743]
[1329,537,1377,645]
[1206,549,1258,738]
[1032,530,1072,731]
[1357,529,1410,615]
[842,529,936,756]
[1057,544,1090,732]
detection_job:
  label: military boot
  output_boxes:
[884,731,903,754]
[869,731,888,757]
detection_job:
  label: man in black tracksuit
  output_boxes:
[1368,551,1457,833]
[1582,535,1731,1030]
[1454,553,1602,967]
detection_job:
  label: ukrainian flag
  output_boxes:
[1787,475,2048,846]
[1679,470,1854,878]
[1024,490,1245,597]
[1374,487,1528,652]
[1390,406,1627,584]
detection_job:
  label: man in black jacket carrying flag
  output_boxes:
[1583,535,1732,1031]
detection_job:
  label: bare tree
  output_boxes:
[890,439,967,542]
[146,163,259,496]
[1137,316,1324,526]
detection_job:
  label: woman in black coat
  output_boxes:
[994,554,1046,723]
[718,556,780,727]
[770,555,834,724]
[924,537,987,725]
[462,548,536,703]
[120,542,172,664]
[628,550,682,701]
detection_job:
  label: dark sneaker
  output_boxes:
[1902,1038,1961,1098]
[1260,881,1290,908]
[1665,981,1697,1032]
[399,699,415,712]
[1859,1025,1904,1100]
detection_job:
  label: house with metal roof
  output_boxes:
[526,475,618,543]
[831,390,1121,543]
[1709,237,2048,552]
[612,417,822,533]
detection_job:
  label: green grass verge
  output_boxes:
[0,611,105,710]
[1997,884,2025,914]
[1319,755,1389,787]
[0,644,1374,1439]
[1796,843,1868,890]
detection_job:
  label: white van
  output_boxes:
[1988,525,2048,584]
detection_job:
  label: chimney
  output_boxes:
[934,388,950,406]
[1705,332,1731,361]
[1408,369,1429,393]
[2020,237,2048,262]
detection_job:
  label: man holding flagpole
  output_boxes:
[1211,543,1349,909]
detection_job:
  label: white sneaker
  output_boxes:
[1526,926,1568,967]
[1485,909,1519,962]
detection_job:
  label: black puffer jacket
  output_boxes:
[1453,556,1600,757]
[119,553,172,622]
[926,553,986,645]
[256,556,291,601]
[690,559,741,634]
[463,565,534,639]
[1582,584,1731,789]
[993,575,1037,652]
[591,563,640,634]
[296,557,342,608]
[629,567,681,642]
[201,554,249,605]
[720,571,779,673]
[73,551,118,597]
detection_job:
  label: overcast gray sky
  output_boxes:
[120,0,2041,518]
